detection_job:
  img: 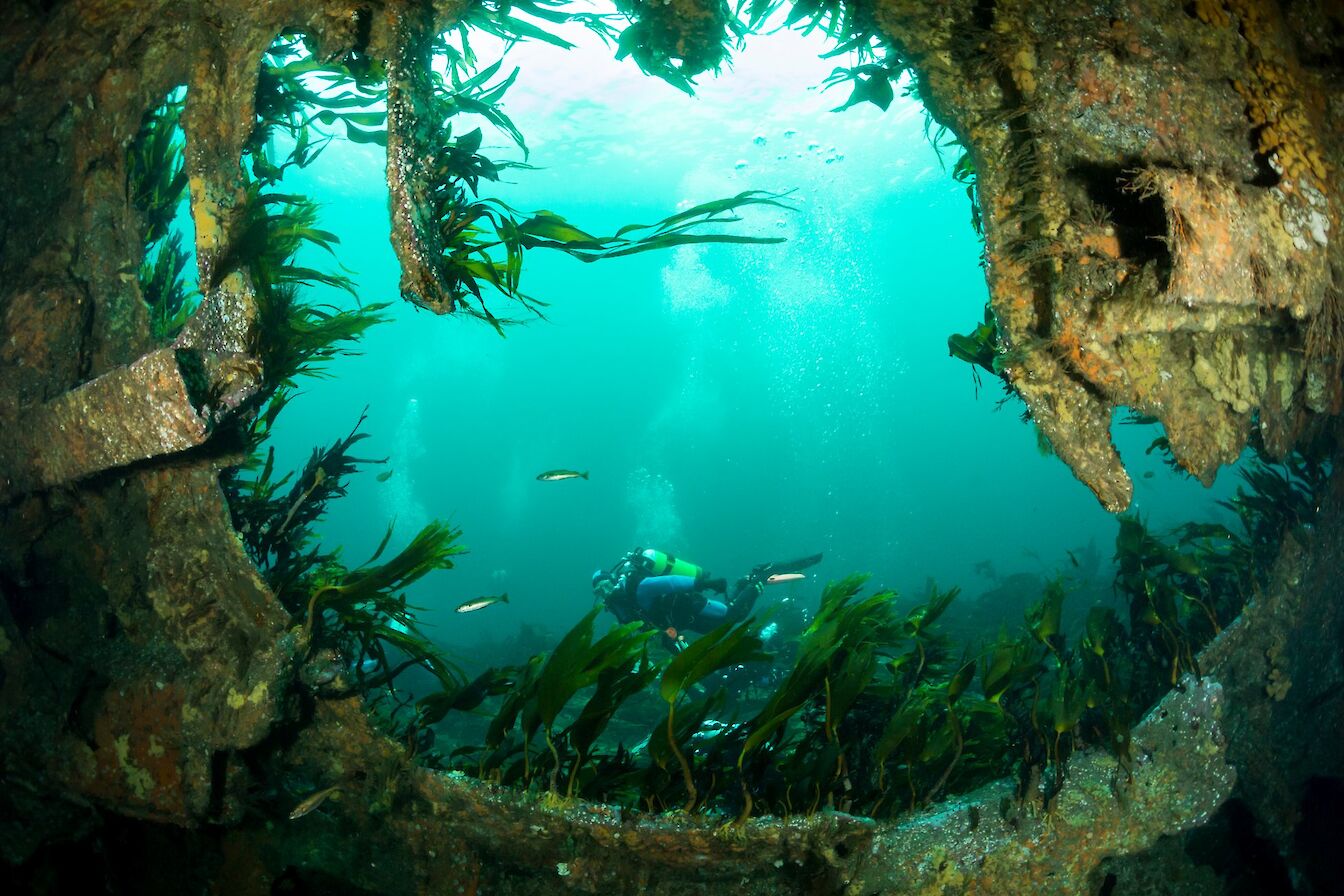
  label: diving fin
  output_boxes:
[752,552,823,578]
[733,553,823,617]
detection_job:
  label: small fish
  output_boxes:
[456,593,509,614]
[289,784,341,820]
[376,469,394,482]
[536,469,589,481]
[766,573,806,585]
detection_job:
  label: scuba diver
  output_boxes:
[591,548,822,650]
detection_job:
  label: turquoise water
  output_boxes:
[265,22,1241,667]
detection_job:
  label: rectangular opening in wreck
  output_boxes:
[246,14,1168,658]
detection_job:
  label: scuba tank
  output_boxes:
[634,547,705,580]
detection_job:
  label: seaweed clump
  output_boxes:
[387,16,792,328]
[613,0,743,93]
[126,88,198,342]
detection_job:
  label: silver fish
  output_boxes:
[456,593,509,613]
[536,469,589,481]
[289,784,341,820]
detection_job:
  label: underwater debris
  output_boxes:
[0,348,213,498]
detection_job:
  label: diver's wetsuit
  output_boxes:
[636,575,726,632]
[636,574,762,633]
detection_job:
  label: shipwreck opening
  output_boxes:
[1183,798,1294,895]
[200,0,1295,833]
[1069,161,1172,290]
[247,12,1204,683]
[1294,775,1344,892]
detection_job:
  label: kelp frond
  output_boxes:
[138,230,198,342]
[226,409,381,601]
[247,31,387,184]
[306,521,467,697]
[214,184,356,295]
[127,88,197,343]
[253,283,389,395]
[127,90,188,245]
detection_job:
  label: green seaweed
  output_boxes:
[458,0,620,52]
[209,183,386,405]
[127,88,199,342]
[822,62,898,112]
[227,408,373,601]
[137,231,198,342]
[247,32,387,185]
[659,620,768,810]
[742,0,889,60]
[127,90,189,245]
[404,34,794,329]
[612,0,744,94]
[245,27,793,332]
[564,643,659,798]
[951,149,983,235]
[457,612,659,796]
[948,304,1002,377]
[303,521,466,692]
[212,184,355,296]
[531,611,655,793]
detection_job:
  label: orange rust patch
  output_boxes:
[1055,316,1125,392]
[1081,230,1122,259]
[81,679,188,819]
